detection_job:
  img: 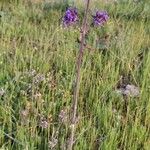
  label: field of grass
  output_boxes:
[0,0,150,149]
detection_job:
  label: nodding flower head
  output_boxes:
[62,7,78,27]
[93,11,109,26]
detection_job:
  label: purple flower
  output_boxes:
[62,7,78,27]
[93,11,109,26]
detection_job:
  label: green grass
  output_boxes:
[0,0,150,149]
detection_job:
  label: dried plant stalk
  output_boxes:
[68,0,91,150]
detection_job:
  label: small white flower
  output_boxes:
[0,88,5,96]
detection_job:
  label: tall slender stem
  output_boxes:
[68,1,90,150]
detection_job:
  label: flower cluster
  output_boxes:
[62,7,109,27]
[93,11,109,26]
[62,7,78,27]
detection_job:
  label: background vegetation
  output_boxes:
[0,0,150,149]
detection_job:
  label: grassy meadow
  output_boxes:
[0,0,150,149]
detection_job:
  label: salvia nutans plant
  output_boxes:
[61,0,109,149]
